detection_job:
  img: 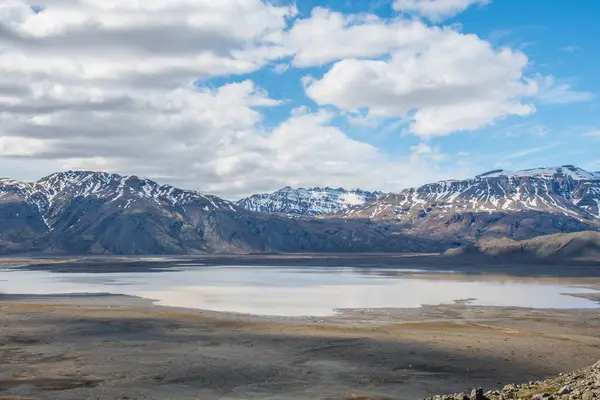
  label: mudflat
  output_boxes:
[1,256,600,399]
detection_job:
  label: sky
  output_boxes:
[0,0,599,199]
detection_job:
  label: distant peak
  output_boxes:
[475,166,599,181]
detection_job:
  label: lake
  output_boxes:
[0,265,598,316]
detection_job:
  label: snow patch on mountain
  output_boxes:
[342,166,600,222]
[237,187,383,216]
[0,171,237,229]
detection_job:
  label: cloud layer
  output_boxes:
[0,0,592,197]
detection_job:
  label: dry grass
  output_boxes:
[516,379,566,399]
[0,396,41,400]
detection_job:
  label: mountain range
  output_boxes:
[0,171,440,255]
[1,165,599,255]
[338,165,600,242]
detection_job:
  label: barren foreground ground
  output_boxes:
[1,256,600,399]
[1,293,599,400]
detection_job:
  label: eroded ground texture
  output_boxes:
[1,294,600,400]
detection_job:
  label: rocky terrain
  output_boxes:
[236,186,382,216]
[425,360,600,400]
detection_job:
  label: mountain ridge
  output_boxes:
[236,186,383,216]
[1,166,599,256]
[0,170,442,255]
[340,165,600,222]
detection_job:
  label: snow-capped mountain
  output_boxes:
[236,187,383,216]
[342,165,600,221]
[0,171,438,255]
[0,171,235,230]
[1,166,599,255]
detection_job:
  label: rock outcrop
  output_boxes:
[444,231,600,261]
[424,360,600,400]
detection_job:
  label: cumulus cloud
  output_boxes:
[0,0,459,197]
[393,0,490,21]
[0,0,589,197]
[305,27,537,137]
[0,0,296,80]
[276,7,435,67]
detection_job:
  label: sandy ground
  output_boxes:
[0,294,599,400]
[1,256,600,399]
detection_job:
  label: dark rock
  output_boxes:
[470,388,487,400]
[558,385,572,395]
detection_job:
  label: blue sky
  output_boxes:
[0,0,599,197]
[257,0,600,172]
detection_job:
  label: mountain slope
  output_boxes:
[445,231,600,260]
[338,165,600,241]
[343,165,600,221]
[0,171,441,255]
[236,187,382,216]
[2,166,599,255]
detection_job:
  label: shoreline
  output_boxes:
[4,253,600,278]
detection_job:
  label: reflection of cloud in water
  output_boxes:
[0,266,598,316]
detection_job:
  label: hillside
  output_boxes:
[425,360,600,400]
[445,231,600,261]
[236,187,382,216]
[338,165,600,241]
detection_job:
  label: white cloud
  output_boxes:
[306,28,537,137]
[393,0,490,21]
[0,0,588,197]
[0,136,49,156]
[534,75,595,104]
[409,142,445,161]
[0,0,296,83]
[277,7,436,67]
[410,142,434,155]
[0,0,460,198]
[585,130,600,137]
[272,63,290,74]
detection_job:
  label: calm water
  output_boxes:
[0,265,598,316]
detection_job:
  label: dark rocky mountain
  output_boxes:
[1,166,599,256]
[0,171,442,255]
[337,165,600,242]
[236,187,383,216]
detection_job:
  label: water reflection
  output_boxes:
[0,265,598,316]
